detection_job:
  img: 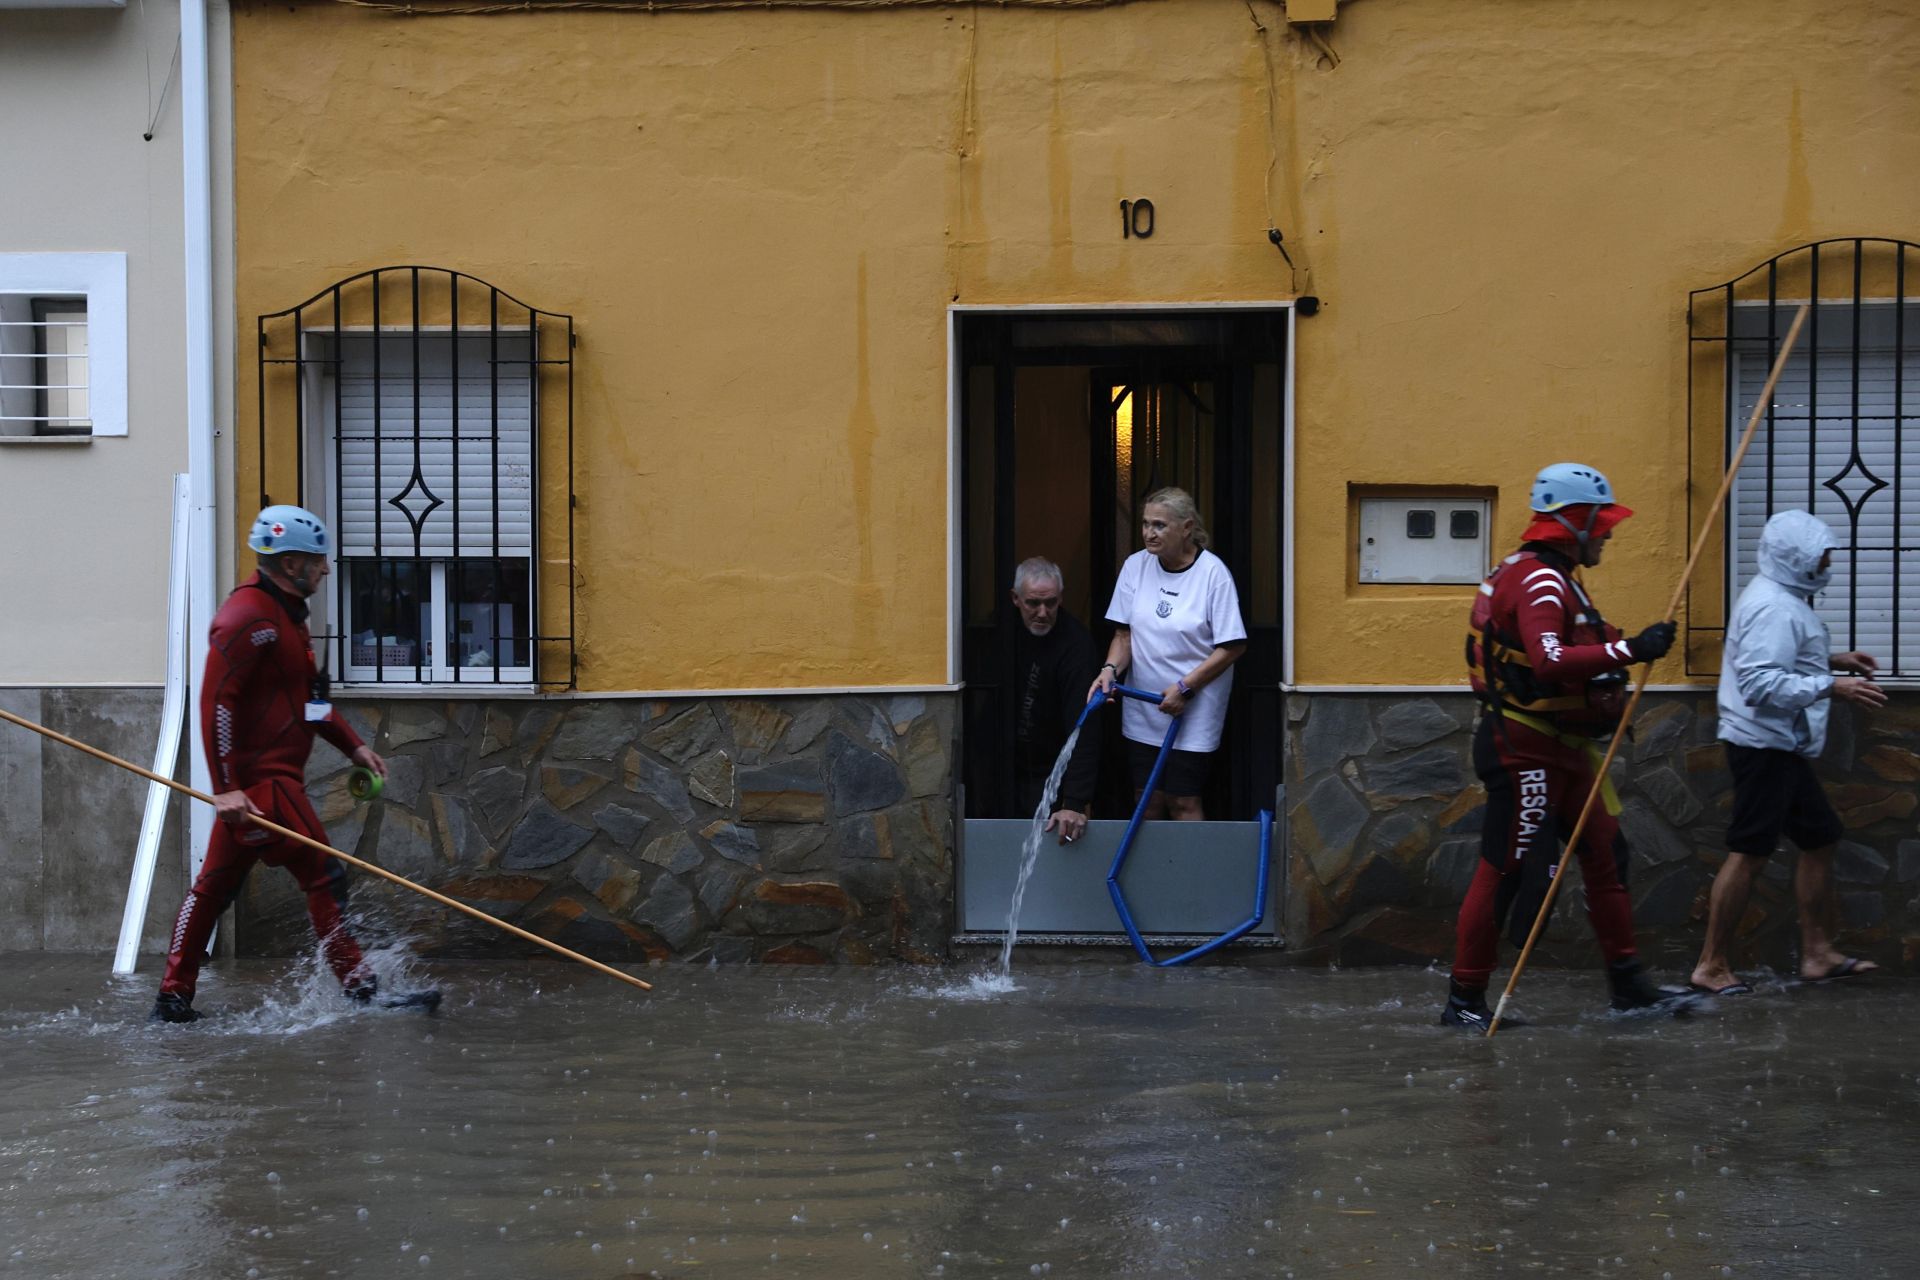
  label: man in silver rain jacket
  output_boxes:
[1689,509,1886,995]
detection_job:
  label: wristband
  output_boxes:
[1102,663,1121,675]
[1177,678,1193,697]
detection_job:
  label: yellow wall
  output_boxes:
[231,0,1920,690]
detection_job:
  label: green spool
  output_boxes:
[347,767,384,802]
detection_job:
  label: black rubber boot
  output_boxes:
[150,992,203,1024]
[1607,958,1694,1013]
[1439,979,1523,1031]
[347,975,441,1012]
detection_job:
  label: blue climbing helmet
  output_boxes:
[248,504,330,556]
[1530,462,1615,513]
[1524,463,1632,550]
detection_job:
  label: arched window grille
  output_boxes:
[257,267,576,687]
[1687,239,1920,680]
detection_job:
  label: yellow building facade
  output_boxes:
[227,0,1920,968]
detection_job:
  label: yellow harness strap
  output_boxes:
[1497,708,1623,816]
[1469,633,1587,714]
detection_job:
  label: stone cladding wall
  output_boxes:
[1285,691,1920,974]
[0,687,188,952]
[237,694,956,965]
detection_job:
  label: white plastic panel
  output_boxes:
[1357,496,1489,584]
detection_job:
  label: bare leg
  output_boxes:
[1794,845,1878,979]
[1795,845,1837,977]
[1690,852,1763,991]
[1164,794,1205,821]
[1134,790,1169,820]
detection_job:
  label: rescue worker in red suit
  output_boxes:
[1441,463,1690,1030]
[151,505,389,1023]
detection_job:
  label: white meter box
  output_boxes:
[1358,497,1490,584]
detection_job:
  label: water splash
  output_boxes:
[995,725,1084,981]
[209,932,436,1037]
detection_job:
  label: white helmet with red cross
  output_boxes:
[247,504,330,556]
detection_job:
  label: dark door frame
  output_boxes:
[947,303,1299,826]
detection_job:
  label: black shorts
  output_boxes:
[1724,743,1845,857]
[1125,738,1213,798]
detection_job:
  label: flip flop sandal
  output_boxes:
[1687,981,1753,997]
[1802,957,1877,984]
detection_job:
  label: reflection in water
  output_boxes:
[2,956,1915,1278]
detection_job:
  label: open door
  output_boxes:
[955,308,1287,941]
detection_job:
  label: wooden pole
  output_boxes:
[1486,303,1810,1037]
[0,705,653,994]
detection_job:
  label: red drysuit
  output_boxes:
[1452,544,1641,987]
[160,575,369,1000]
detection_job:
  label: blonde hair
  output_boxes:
[1142,487,1210,549]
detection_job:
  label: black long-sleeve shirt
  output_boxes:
[1012,610,1103,814]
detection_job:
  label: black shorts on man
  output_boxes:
[1723,743,1844,857]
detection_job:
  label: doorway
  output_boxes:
[954,308,1289,935]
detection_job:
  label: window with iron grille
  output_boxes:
[258,267,576,688]
[0,251,126,440]
[1688,239,1920,680]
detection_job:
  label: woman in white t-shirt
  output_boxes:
[1090,487,1248,819]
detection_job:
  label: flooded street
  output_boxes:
[3,954,1916,1279]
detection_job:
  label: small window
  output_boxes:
[0,253,125,439]
[2,296,91,436]
[1405,509,1436,538]
[1690,240,1920,679]
[324,330,539,685]
[1450,508,1480,540]
[260,265,577,688]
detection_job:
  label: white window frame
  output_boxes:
[0,252,126,438]
[305,325,538,690]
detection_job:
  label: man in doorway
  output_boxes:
[1009,557,1102,844]
[152,505,393,1023]
[1689,509,1885,995]
[1444,462,1690,1030]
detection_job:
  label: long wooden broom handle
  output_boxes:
[0,705,653,994]
[1487,303,1810,1036]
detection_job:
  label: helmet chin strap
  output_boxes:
[269,555,319,597]
[1547,506,1602,554]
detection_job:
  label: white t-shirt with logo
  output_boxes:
[1104,548,1248,753]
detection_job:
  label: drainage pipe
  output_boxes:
[180,0,218,884]
[113,475,192,975]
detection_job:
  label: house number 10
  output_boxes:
[1120,199,1156,239]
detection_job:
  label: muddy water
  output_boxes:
[3,955,1917,1279]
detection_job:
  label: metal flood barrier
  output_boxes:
[956,816,1281,945]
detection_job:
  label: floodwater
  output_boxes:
[3,954,1917,1279]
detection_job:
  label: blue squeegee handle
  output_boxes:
[1073,683,1168,732]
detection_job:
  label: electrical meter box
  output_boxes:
[1357,496,1490,584]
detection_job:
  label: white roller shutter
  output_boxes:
[336,333,534,558]
[1732,336,1920,674]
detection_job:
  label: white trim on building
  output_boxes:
[0,251,127,438]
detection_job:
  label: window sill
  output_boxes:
[335,683,541,698]
[0,435,93,446]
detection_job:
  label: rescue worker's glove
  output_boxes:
[1626,620,1677,662]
